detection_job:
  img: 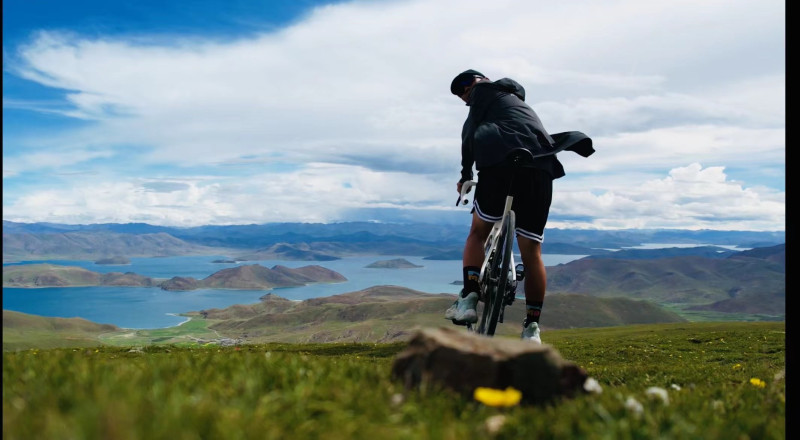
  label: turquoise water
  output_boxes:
[3,254,584,329]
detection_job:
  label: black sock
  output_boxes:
[462,266,480,296]
[525,302,543,325]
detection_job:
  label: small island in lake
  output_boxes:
[94,256,131,265]
[365,258,423,269]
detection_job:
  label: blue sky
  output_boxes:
[2,0,785,231]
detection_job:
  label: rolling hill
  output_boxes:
[3,310,120,350]
[545,244,785,315]
[184,285,686,343]
[3,263,347,291]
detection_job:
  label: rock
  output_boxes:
[391,327,587,405]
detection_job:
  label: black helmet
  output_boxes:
[450,69,485,95]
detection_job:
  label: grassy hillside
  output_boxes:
[545,255,785,315]
[2,310,120,351]
[3,263,345,290]
[3,264,106,287]
[184,286,686,344]
[2,264,165,287]
[2,322,785,439]
[4,286,686,349]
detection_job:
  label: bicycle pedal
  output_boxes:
[515,264,525,281]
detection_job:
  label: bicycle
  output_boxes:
[454,149,532,336]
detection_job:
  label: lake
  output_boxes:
[3,254,585,329]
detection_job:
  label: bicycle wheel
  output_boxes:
[483,211,515,336]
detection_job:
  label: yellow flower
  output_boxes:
[750,378,766,388]
[733,364,742,370]
[474,387,522,407]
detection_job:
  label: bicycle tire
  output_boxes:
[475,249,494,335]
[475,233,500,334]
[484,212,515,336]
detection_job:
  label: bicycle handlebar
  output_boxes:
[456,180,477,206]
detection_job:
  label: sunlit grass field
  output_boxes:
[3,322,785,439]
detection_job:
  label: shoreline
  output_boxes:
[167,313,192,327]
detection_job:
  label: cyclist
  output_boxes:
[444,69,593,343]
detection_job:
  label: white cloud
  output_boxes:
[550,163,785,230]
[3,163,456,226]
[2,0,785,230]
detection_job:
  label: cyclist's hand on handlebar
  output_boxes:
[456,180,475,206]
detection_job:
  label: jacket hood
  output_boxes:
[492,78,526,101]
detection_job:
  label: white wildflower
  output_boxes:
[390,393,404,406]
[670,383,681,391]
[485,415,507,435]
[645,386,670,405]
[583,377,603,394]
[625,396,643,416]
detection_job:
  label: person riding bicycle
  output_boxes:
[444,69,594,343]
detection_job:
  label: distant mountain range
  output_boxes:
[1,220,785,262]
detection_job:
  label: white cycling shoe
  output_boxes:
[444,291,479,324]
[521,321,542,344]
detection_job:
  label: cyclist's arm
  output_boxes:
[460,139,474,185]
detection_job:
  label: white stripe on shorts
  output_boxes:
[473,200,503,223]
[516,227,544,243]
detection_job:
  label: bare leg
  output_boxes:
[517,235,546,304]
[463,211,494,268]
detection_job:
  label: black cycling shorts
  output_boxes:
[472,166,553,243]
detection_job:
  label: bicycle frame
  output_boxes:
[457,181,518,335]
[457,181,516,294]
[478,194,516,291]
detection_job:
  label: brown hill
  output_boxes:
[235,243,340,261]
[161,264,347,291]
[3,264,160,288]
[4,263,346,291]
[3,310,120,351]
[365,258,423,269]
[4,264,103,287]
[544,254,784,315]
[189,286,685,343]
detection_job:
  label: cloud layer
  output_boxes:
[2,0,785,230]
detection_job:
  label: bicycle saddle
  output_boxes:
[507,148,535,165]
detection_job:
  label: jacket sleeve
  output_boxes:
[460,133,474,183]
[459,90,490,183]
[550,131,595,157]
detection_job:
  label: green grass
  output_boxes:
[3,322,785,439]
[660,303,785,322]
[99,317,225,347]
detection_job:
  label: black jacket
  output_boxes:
[459,78,594,182]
